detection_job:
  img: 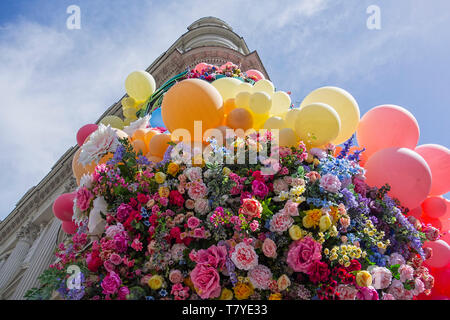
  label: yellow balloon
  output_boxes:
[211,77,242,101]
[125,71,156,101]
[121,96,137,110]
[300,86,359,145]
[271,91,291,115]
[235,91,251,109]
[100,115,124,130]
[253,79,274,95]
[251,111,270,130]
[236,82,253,94]
[263,116,286,130]
[249,91,272,114]
[283,108,302,129]
[279,128,298,148]
[294,103,341,147]
[123,107,138,118]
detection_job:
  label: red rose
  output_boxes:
[308,261,330,284]
[86,250,103,272]
[239,198,263,219]
[346,259,361,272]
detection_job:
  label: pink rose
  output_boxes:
[195,245,227,269]
[190,264,221,299]
[370,266,392,289]
[262,238,277,258]
[283,200,299,216]
[336,284,357,300]
[117,286,129,300]
[231,242,258,270]
[252,180,269,198]
[248,264,272,290]
[320,173,341,193]
[399,264,414,282]
[188,181,207,200]
[185,167,202,182]
[382,293,395,300]
[76,187,93,211]
[169,269,184,284]
[273,179,289,194]
[193,227,206,239]
[101,271,122,295]
[109,253,122,266]
[387,279,407,300]
[356,286,379,300]
[411,278,425,296]
[269,212,294,234]
[194,198,209,215]
[239,198,263,219]
[287,236,322,273]
[187,216,201,229]
[185,199,195,210]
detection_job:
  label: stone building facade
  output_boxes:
[0,16,269,299]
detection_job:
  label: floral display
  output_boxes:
[26,61,449,301]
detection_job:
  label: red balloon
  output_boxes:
[77,124,98,147]
[356,105,420,160]
[407,206,423,219]
[440,217,450,233]
[422,196,447,219]
[52,193,75,221]
[62,220,77,235]
[415,144,450,196]
[429,263,450,296]
[423,240,450,268]
[421,215,443,230]
[365,147,432,209]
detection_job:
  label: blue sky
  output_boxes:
[0,0,449,220]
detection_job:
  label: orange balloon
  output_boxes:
[145,153,163,163]
[226,108,253,131]
[132,139,148,155]
[161,79,224,142]
[144,129,158,147]
[72,149,85,183]
[149,133,172,158]
[223,98,237,115]
[132,128,150,142]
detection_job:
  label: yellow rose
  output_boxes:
[219,288,234,300]
[155,172,166,184]
[289,225,303,241]
[158,186,170,198]
[319,214,332,232]
[277,274,291,291]
[148,275,163,290]
[269,293,282,300]
[356,271,372,287]
[167,162,180,176]
[302,216,314,229]
[234,283,254,300]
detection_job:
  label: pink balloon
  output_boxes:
[52,193,75,221]
[194,63,208,73]
[440,216,450,233]
[245,69,265,81]
[422,196,447,219]
[62,220,77,235]
[365,147,431,209]
[77,124,98,147]
[415,144,450,196]
[423,240,450,268]
[356,105,420,159]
